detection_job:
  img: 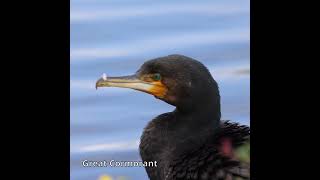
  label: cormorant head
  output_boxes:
[96,55,220,113]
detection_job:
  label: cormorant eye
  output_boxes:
[152,73,161,81]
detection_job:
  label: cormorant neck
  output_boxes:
[176,88,221,125]
[174,78,221,126]
[169,99,220,156]
[174,92,221,138]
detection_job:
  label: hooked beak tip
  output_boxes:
[95,78,104,90]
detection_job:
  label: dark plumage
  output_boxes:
[96,55,250,180]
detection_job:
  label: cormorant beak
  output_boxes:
[96,74,167,98]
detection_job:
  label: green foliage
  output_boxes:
[234,141,250,163]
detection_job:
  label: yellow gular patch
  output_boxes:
[149,81,168,98]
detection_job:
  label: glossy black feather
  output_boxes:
[140,117,250,180]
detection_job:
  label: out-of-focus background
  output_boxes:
[70,0,250,179]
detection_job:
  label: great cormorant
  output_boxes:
[96,55,250,180]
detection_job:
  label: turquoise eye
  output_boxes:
[153,73,161,81]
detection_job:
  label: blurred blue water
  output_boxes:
[71,0,250,179]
